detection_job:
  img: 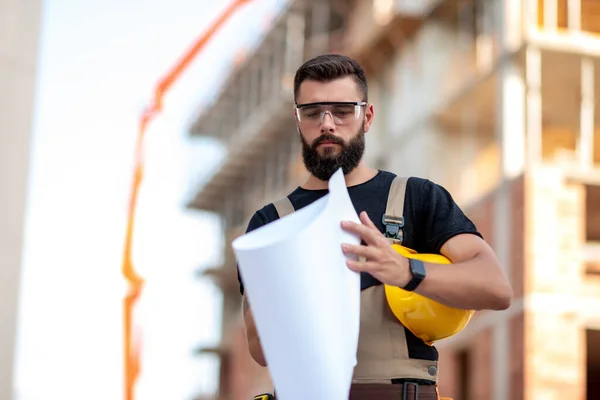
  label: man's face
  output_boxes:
[294,76,374,181]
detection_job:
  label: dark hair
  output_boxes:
[293,54,368,103]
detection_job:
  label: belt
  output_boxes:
[349,382,438,400]
[254,382,439,400]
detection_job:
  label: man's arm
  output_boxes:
[415,232,512,311]
[238,206,278,367]
[412,179,512,310]
[342,176,513,311]
[242,293,267,367]
[342,212,512,311]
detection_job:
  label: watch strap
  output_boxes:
[403,258,426,292]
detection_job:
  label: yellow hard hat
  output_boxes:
[384,244,474,345]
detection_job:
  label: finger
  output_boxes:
[341,221,381,246]
[342,243,379,260]
[359,212,393,247]
[346,258,378,272]
[359,211,378,230]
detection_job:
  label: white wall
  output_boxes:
[0,0,42,398]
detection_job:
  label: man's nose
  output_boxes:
[320,111,335,133]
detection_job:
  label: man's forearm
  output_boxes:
[415,253,513,311]
[242,294,268,367]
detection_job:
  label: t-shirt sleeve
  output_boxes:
[418,179,483,254]
[237,207,272,296]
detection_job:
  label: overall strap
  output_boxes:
[382,176,409,245]
[272,196,295,218]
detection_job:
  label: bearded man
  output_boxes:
[238,54,512,400]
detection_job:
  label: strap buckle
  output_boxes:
[382,214,404,244]
[403,382,419,400]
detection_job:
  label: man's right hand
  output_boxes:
[242,294,268,367]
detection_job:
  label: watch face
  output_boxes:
[410,259,426,279]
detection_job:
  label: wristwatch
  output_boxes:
[402,259,426,291]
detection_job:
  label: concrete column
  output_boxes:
[282,9,305,94]
[493,1,527,399]
[459,100,478,205]
[238,71,249,131]
[567,0,582,31]
[270,27,283,99]
[260,49,272,105]
[543,0,558,30]
[308,0,330,56]
[524,0,539,30]
[578,57,595,169]
[0,1,42,398]
[526,46,543,165]
[250,62,260,108]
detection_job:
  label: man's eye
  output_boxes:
[334,111,351,117]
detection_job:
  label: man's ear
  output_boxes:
[363,103,375,132]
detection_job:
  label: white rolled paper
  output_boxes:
[233,168,361,400]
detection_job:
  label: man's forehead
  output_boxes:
[296,76,362,104]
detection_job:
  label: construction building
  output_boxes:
[0,1,42,399]
[186,0,600,399]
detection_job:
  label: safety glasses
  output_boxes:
[294,101,367,126]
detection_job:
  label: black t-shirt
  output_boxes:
[237,170,482,361]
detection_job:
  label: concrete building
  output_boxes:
[0,0,42,399]
[186,0,600,399]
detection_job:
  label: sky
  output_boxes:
[14,0,286,399]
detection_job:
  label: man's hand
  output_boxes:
[341,211,411,288]
[341,211,512,311]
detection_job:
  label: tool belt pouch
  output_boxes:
[253,394,275,400]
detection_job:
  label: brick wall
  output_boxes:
[226,321,273,400]
[464,190,495,248]
[510,313,525,400]
[470,328,494,399]
[509,176,526,400]
[437,348,460,399]
[437,328,495,399]
[437,175,527,400]
[511,175,526,299]
[524,167,586,400]
[437,185,498,399]
[461,187,496,329]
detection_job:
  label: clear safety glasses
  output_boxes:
[294,101,367,126]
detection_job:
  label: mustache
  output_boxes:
[312,134,345,148]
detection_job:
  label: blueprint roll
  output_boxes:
[232,169,361,400]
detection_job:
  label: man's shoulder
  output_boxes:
[378,170,428,192]
[245,202,279,233]
[379,172,444,210]
[255,202,279,218]
[246,188,305,229]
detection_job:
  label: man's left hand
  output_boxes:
[341,211,411,288]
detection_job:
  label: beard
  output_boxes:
[299,125,366,182]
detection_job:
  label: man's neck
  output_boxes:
[301,163,379,190]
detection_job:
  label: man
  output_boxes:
[238,53,512,400]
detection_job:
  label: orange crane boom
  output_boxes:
[121,1,252,399]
